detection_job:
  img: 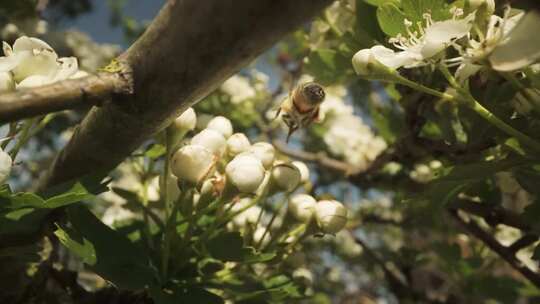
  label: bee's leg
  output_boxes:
[286,125,298,143]
[273,107,282,120]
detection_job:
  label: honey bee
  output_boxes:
[275,82,326,142]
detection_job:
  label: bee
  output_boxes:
[275,82,326,142]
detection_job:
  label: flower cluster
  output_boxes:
[409,160,442,183]
[320,86,387,170]
[0,36,85,92]
[169,108,349,236]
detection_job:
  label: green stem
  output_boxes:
[10,118,38,160]
[469,99,540,151]
[396,75,455,101]
[324,10,342,37]
[256,199,287,249]
[161,129,174,280]
[396,74,540,152]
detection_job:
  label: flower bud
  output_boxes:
[206,116,233,138]
[0,148,12,184]
[271,162,301,192]
[226,133,251,157]
[172,107,197,134]
[292,161,310,184]
[248,142,275,169]
[168,107,197,146]
[288,194,316,223]
[226,153,266,193]
[171,145,216,185]
[161,172,181,202]
[231,198,261,227]
[0,72,15,93]
[191,129,226,157]
[315,200,348,234]
[352,47,399,80]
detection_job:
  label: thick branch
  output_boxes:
[0,73,129,123]
[40,0,332,187]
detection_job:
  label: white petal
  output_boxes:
[0,72,15,93]
[0,52,25,72]
[2,42,12,56]
[53,57,79,82]
[422,13,474,58]
[17,74,52,89]
[13,36,54,54]
[371,45,419,69]
[11,50,58,82]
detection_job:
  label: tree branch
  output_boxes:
[38,0,332,188]
[0,73,130,123]
[447,208,540,288]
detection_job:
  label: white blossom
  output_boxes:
[253,226,270,247]
[171,145,216,185]
[220,75,256,104]
[191,129,227,157]
[102,205,138,226]
[315,200,348,234]
[0,36,80,88]
[353,10,475,73]
[226,153,266,193]
[289,194,317,223]
[206,116,233,138]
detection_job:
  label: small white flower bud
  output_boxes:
[226,133,251,157]
[171,145,216,185]
[226,153,266,193]
[0,148,12,184]
[206,116,233,138]
[172,107,197,133]
[231,198,261,227]
[162,173,181,202]
[191,129,226,157]
[315,200,348,234]
[292,161,310,184]
[271,162,301,192]
[0,72,15,93]
[289,194,316,223]
[248,142,275,169]
[292,267,314,286]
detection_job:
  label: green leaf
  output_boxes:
[207,231,244,261]
[58,205,158,290]
[376,3,406,36]
[54,224,96,265]
[363,0,400,6]
[356,0,386,44]
[0,208,49,236]
[304,49,352,85]
[45,182,94,209]
[150,286,224,304]
[401,0,449,23]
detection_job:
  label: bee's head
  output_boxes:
[302,82,326,105]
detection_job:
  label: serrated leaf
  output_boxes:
[376,3,406,36]
[54,225,96,265]
[401,0,449,23]
[304,49,353,85]
[59,205,158,290]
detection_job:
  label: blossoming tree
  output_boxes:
[1,0,540,303]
